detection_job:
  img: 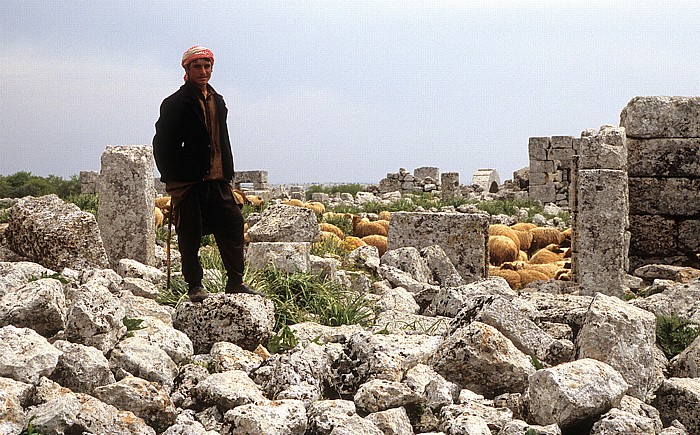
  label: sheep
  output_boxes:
[362,234,388,256]
[343,236,367,251]
[512,230,533,253]
[489,267,522,290]
[283,199,305,207]
[154,207,164,228]
[352,215,388,238]
[518,250,529,261]
[528,226,566,254]
[245,195,265,207]
[489,224,521,250]
[488,235,519,266]
[517,269,550,287]
[318,231,342,243]
[378,210,392,221]
[529,246,565,264]
[302,201,325,216]
[155,196,171,210]
[319,222,345,239]
[510,222,537,232]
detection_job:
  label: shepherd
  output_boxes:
[153,45,260,302]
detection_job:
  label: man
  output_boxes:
[153,45,258,302]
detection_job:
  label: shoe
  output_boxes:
[188,285,210,303]
[225,282,264,297]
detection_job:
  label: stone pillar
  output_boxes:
[571,126,629,297]
[98,145,156,268]
[389,212,489,281]
[441,172,460,200]
[79,170,99,194]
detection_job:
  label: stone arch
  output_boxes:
[471,169,501,193]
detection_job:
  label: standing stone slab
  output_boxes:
[627,138,700,177]
[577,126,627,171]
[652,377,700,435]
[4,195,109,271]
[98,145,156,268]
[629,177,700,216]
[620,96,700,139]
[388,212,489,281]
[573,170,629,297]
[628,215,678,256]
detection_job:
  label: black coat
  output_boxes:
[153,81,234,183]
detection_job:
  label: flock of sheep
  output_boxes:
[153,194,573,289]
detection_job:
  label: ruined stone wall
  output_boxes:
[527,136,579,206]
[377,167,441,194]
[620,96,700,270]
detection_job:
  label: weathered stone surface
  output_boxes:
[372,310,451,335]
[353,379,420,414]
[629,214,678,256]
[420,244,465,287]
[81,267,124,293]
[173,293,275,353]
[441,401,513,433]
[224,399,307,434]
[381,246,433,283]
[669,335,700,378]
[578,126,627,170]
[252,343,329,401]
[0,261,55,297]
[590,395,663,435]
[678,219,700,252]
[577,293,661,401]
[0,278,66,336]
[629,280,700,323]
[0,326,61,384]
[388,212,489,281]
[0,377,33,408]
[122,276,160,299]
[426,277,516,317]
[307,399,357,435]
[365,407,413,435]
[210,341,264,374]
[4,194,109,270]
[527,358,628,428]
[328,414,383,435]
[0,390,24,435]
[499,420,561,435]
[64,283,126,353]
[432,322,535,398]
[117,258,164,285]
[117,290,175,326]
[50,340,115,394]
[573,169,628,297]
[128,316,193,365]
[634,263,700,283]
[627,138,700,177]
[98,144,156,268]
[109,337,178,392]
[620,96,700,138]
[374,287,420,314]
[440,413,491,435]
[246,241,311,273]
[26,390,156,435]
[248,204,321,242]
[92,375,177,430]
[193,370,266,410]
[629,177,700,216]
[652,377,700,435]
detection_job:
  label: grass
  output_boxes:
[656,315,700,359]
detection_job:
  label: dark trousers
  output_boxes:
[175,181,245,289]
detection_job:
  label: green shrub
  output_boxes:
[306,183,365,200]
[311,234,349,260]
[656,315,700,359]
[0,171,80,199]
[321,213,353,236]
[67,193,99,215]
[0,208,9,224]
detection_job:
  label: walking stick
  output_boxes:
[166,201,172,291]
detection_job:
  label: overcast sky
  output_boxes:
[1,1,699,184]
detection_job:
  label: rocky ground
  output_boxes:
[0,192,699,435]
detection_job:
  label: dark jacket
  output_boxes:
[153,81,234,182]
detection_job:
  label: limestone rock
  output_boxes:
[307,399,357,435]
[0,278,66,337]
[50,340,115,394]
[252,343,329,401]
[92,375,177,430]
[0,261,55,297]
[223,399,307,434]
[0,391,24,435]
[440,401,513,433]
[381,246,433,284]
[426,277,516,317]
[620,96,700,138]
[80,267,124,293]
[499,420,561,435]
[365,407,413,435]
[117,258,164,285]
[247,204,321,242]
[129,316,194,365]
[627,138,700,178]
[440,413,491,435]
[328,414,383,435]
[0,377,34,407]
[404,364,459,409]
[193,370,266,411]
[669,335,700,378]
[353,379,420,414]
[117,290,175,326]
[420,244,465,286]
[527,358,628,428]
[210,341,264,374]
[64,283,126,353]
[346,245,380,272]
[0,326,61,384]
[246,241,311,273]
[431,322,535,398]
[4,194,109,270]
[173,293,275,353]
[633,264,700,283]
[109,337,178,392]
[121,276,160,299]
[375,287,420,314]
[373,310,451,335]
[652,377,700,434]
[629,280,700,323]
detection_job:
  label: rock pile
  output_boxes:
[0,195,699,434]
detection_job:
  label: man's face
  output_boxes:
[187,58,212,88]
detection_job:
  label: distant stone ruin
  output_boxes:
[471,169,501,193]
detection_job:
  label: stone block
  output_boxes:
[551,135,574,149]
[629,178,700,216]
[98,145,156,268]
[528,172,550,186]
[388,212,489,281]
[414,167,440,182]
[471,169,501,193]
[627,138,700,177]
[629,215,678,256]
[621,96,700,138]
[678,219,700,252]
[246,242,311,274]
[529,160,555,173]
[528,137,550,161]
[528,183,556,203]
[573,169,628,297]
[578,126,627,170]
[549,148,575,162]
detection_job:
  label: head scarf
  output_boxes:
[181,45,214,81]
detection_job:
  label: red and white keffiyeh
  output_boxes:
[181,45,214,81]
